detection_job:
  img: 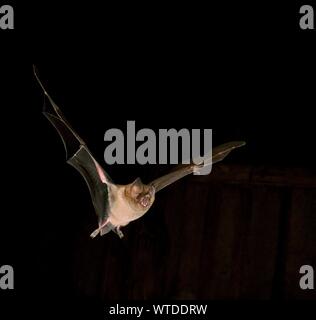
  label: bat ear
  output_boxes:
[132,177,142,186]
[131,178,143,196]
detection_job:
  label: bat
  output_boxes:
[34,67,246,239]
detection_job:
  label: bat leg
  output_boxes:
[90,218,110,238]
[90,228,101,239]
[114,226,124,239]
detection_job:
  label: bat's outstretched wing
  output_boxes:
[150,141,246,192]
[34,67,112,230]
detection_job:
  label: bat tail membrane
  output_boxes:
[100,223,115,236]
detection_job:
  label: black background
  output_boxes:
[0,1,315,318]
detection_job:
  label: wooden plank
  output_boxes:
[173,182,209,299]
[70,165,316,300]
[197,186,222,299]
[283,188,316,299]
[159,181,192,298]
[240,187,281,299]
[198,185,244,299]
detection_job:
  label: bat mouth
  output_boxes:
[136,186,155,208]
[139,194,151,208]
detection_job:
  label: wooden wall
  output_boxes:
[72,164,316,300]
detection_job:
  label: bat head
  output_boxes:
[125,178,155,212]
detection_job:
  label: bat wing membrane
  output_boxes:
[150,141,246,192]
[35,67,112,226]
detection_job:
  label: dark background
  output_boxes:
[0,0,315,318]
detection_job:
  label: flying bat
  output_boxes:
[34,68,246,239]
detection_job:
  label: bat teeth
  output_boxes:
[140,195,151,207]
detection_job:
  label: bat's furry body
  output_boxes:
[34,67,245,239]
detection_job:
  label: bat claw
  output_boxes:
[90,228,100,238]
[116,227,124,239]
